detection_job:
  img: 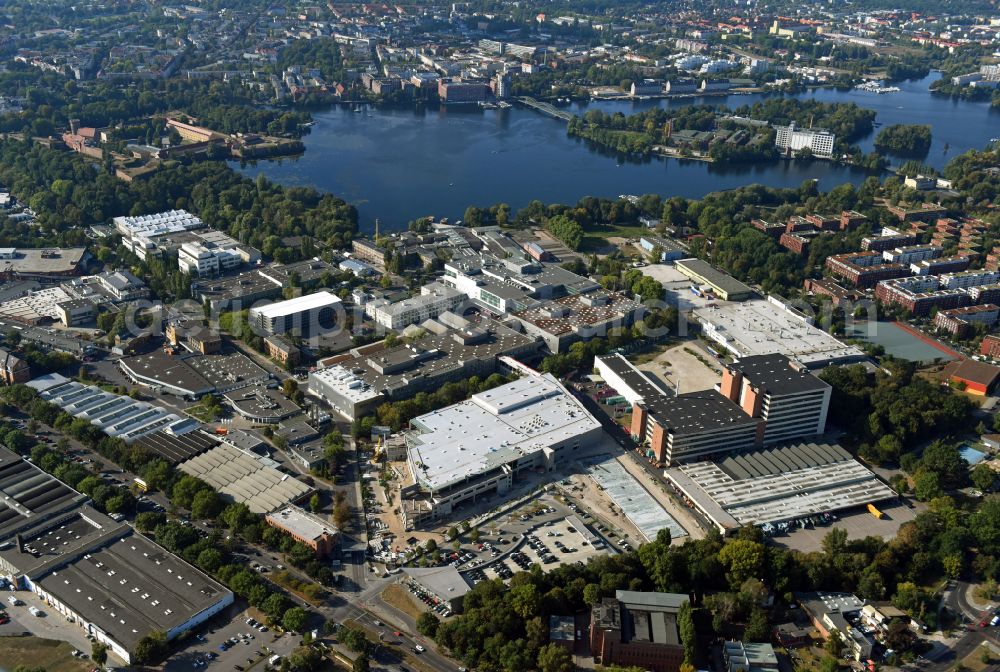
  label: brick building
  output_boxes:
[0,347,29,385]
[861,233,918,253]
[590,591,688,672]
[805,213,840,231]
[934,304,1000,337]
[803,278,864,308]
[825,252,909,289]
[980,334,1000,359]
[839,210,868,231]
[779,232,811,255]
[751,219,784,238]
[265,506,339,558]
[874,276,969,316]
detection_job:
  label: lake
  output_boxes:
[234,72,999,233]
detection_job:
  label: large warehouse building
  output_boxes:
[664,442,897,534]
[692,298,867,368]
[399,368,603,526]
[178,443,313,513]
[0,448,233,664]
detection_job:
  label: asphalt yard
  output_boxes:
[769,500,918,553]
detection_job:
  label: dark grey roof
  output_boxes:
[675,258,753,297]
[0,447,88,541]
[36,531,231,651]
[596,354,669,401]
[0,507,127,579]
[644,391,757,435]
[729,354,830,396]
[118,350,214,396]
[134,430,219,465]
[718,442,851,481]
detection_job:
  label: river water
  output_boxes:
[234,72,999,232]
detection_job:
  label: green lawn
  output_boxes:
[0,635,92,672]
[578,223,652,252]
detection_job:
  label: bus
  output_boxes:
[867,503,883,519]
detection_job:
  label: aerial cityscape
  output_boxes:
[0,0,998,671]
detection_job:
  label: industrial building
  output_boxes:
[225,387,301,423]
[28,374,195,443]
[133,429,220,465]
[118,349,268,399]
[632,389,761,465]
[595,353,670,406]
[0,448,233,664]
[0,247,87,280]
[399,369,602,526]
[177,443,312,514]
[724,641,779,672]
[259,259,338,291]
[512,291,643,353]
[673,258,753,301]
[367,282,466,330]
[308,317,538,421]
[692,298,868,368]
[248,291,342,338]
[638,236,688,262]
[443,255,600,314]
[193,270,283,313]
[265,506,339,558]
[178,241,243,277]
[664,442,897,534]
[590,591,688,672]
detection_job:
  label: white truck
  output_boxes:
[6,595,20,606]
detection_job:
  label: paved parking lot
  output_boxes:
[465,515,613,586]
[2,588,111,666]
[164,605,301,672]
[770,501,918,553]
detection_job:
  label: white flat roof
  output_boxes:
[250,290,341,319]
[406,373,600,491]
[694,299,866,367]
[266,506,337,541]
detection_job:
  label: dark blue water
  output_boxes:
[234,72,999,232]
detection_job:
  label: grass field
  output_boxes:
[380,583,424,620]
[0,635,92,672]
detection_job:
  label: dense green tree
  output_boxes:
[536,643,574,672]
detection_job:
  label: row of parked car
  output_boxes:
[760,512,837,536]
[404,581,452,617]
[525,533,559,565]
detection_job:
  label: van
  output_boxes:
[7,596,20,606]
